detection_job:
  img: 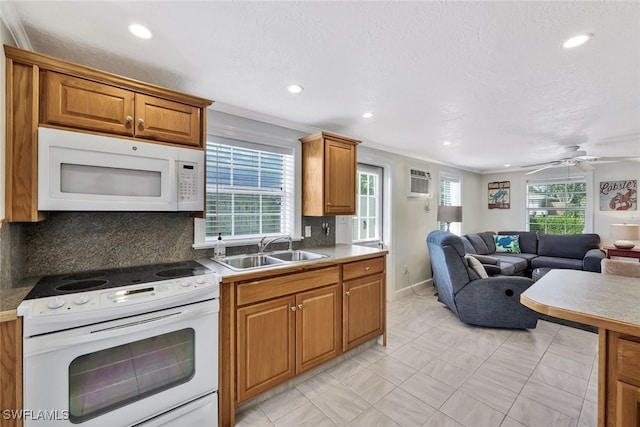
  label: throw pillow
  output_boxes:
[494,234,521,253]
[465,255,489,279]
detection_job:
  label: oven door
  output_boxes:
[23,300,218,427]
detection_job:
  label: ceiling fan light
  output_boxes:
[128,24,152,39]
[562,34,592,49]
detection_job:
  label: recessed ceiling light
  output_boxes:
[504,164,511,168]
[128,24,152,39]
[562,34,592,49]
[362,112,374,119]
[288,84,303,94]
[442,141,452,146]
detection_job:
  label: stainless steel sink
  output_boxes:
[215,254,285,271]
[212,250,328,271]
[269,250,328,262]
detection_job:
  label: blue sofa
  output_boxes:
[461,231,605,276]
[427,230,538,329]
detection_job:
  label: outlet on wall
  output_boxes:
[304,226,312,237]
[403,265,408,275]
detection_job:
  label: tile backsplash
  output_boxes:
[1,212,337,288]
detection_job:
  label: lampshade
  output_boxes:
[437,206,462,231]
[610,224,640,249]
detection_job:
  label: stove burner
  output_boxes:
[155,268,194,279]
[62,271,106,281]
[56,280,108,292]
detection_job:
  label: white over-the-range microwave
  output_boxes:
[38,127,204,212]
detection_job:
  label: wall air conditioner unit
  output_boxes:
[407,168,431,198]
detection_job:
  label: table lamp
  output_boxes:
[437,205,462,231]
[610,224,640,249]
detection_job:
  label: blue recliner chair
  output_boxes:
[427,230,538,329]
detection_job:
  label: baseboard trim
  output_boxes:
[392,279,433,300]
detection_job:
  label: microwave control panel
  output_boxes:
[178,161,199,202]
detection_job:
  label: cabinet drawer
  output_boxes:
[617,338,640,385]
[343,256,385,281]
[237,266,340,306]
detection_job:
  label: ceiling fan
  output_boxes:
[522,146,626,175]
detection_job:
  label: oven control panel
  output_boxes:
[27,274,220,317]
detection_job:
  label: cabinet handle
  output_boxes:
[364,266,370,271]
[290,306,296,312]
[327,202,332,206]
[126,115,133,123]
[345,291,351,296]
[138,118,145,126]
[298,304,303,310]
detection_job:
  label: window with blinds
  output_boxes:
[439,174,462,234]
[526,178,587,234]
[205,140,294,239]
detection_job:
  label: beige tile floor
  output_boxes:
[235,289,598,427]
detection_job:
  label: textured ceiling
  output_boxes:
[3,1,639,173]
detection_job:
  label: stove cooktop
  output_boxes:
[24,260,213,300]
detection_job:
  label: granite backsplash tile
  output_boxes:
[23,212,215,278]
[0,222,26,290]
[14,212,337,281]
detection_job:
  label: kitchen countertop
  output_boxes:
[0,244,388,322]
[198,244,388,281]
[521,269,640,335]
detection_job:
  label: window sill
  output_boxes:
[192,236,303,250]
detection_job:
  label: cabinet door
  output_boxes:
[236,296,295,403]
[135,94,201,147]
[616,381,640,427]
[0,319,23,427]
[296,284,341,373]
[324,139,356,215]
[41,71,135,136]
[343,274,384,351]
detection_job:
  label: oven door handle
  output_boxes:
[23,301,219,356]
[90,312,182,334]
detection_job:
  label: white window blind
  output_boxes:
[206,139,294,240]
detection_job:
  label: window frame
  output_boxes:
[438,172,463,235]
[193,132,301,249]
[525,174,592,234]
[352,163,383,244]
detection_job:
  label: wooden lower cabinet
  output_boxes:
[235,283,340,403]
[343,274,385,351]
[604,331,640,426]
[236,296,295,402]
[0,319,23,427]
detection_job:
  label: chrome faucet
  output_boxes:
[258,236,293,253]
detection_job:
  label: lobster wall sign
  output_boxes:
[600,180,637,211]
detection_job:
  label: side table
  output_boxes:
[603,246,640,262]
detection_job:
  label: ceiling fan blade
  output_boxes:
[521,160,562,168]
[574,162,595,172]
[525,164,556,175]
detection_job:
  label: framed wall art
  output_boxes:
[600,180,637,211]
[488,181,510,209]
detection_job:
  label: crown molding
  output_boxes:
[0,2,32,50]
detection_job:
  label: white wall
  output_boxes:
[479,161,640,244]
[333,144,483,296]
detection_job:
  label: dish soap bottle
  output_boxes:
[214,233,226,258]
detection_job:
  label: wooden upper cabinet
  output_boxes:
[300,132,360,216]
[135,94,201,146]
[41,71,135,136]
[41,72,202,146]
